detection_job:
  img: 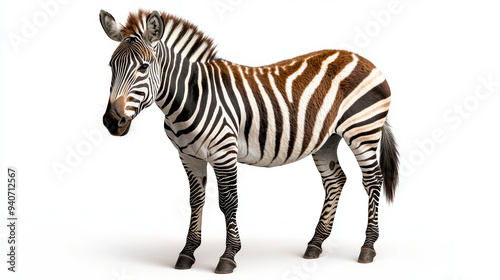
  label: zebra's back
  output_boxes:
[207,49,390,167]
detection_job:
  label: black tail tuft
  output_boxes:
[380,121,399,204]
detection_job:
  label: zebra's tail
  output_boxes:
[380,120,399,204]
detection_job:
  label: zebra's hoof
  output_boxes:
[357,247,376,263]
[215,257,237,274]
[175,254,195,269]
[303,245,322,259]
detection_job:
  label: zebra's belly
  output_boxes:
[237,153,312,167]
[236,132,328,167]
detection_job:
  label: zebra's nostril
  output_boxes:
[118,116,127,127]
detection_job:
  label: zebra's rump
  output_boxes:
[210,50,390,167]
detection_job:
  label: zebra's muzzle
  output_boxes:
[103,98,132,136]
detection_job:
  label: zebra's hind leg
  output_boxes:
[346,128,384,263]
[304,135,346,259]
[213,161,241,274]
[175,154,207,270]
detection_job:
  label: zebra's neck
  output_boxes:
[155,52,201,119]
[149,15,218,119]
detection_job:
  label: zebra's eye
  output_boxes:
[138,63,149,73]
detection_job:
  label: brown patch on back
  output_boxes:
[290,51,331,104]
[318,53,376,144]
[301,51,353,154]
[259,50,331,68]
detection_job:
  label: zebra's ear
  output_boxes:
[99,10,124,42]
[145,11,164,43]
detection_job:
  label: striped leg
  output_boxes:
[357,162,382,263]
[304,135,346,259]
[213,162,241,274]
[348,132,384,263]
[175,154,207,270]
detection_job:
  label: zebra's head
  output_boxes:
[99,10,165,136]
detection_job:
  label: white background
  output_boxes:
[1,0,500,279]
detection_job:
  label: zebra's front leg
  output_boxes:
[213,162,241,274]
[304,135,346,259]
[175,154,207,270]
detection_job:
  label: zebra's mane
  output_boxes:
[122,9,218,62]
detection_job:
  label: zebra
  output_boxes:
[99,9,399,274]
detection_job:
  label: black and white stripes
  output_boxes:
[100,9,399,274]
